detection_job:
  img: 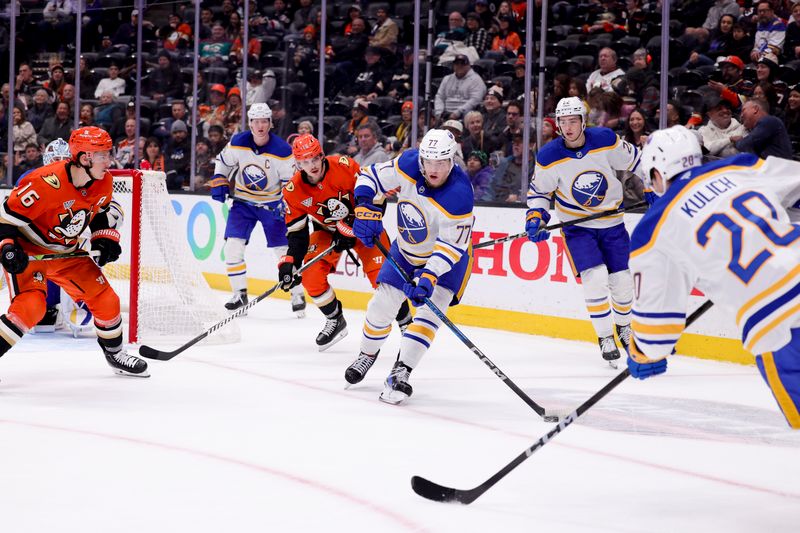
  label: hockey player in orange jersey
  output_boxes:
[0,127,149,377]
[278,134,412,351]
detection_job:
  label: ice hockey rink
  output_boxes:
[1,293,799,533]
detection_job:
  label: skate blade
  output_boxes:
[294,309,306,319]
[607,359,619,369]
[33,325,56,333]
[318,328,348,352]
[379,388,409,405]
[111,368,151,378]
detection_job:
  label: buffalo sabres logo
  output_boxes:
[571,171,608,208]
[241,164,269,191]
[53,207,89,240]
[315,192,352,224]
[397,201,428,244]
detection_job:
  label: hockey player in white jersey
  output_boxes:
[208,103,306,316]
[526,96,644,367]
[628,125,800,428]
[347,129,475,404]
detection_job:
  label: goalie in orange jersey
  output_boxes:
[0,126,149,377]
[279,134,412,351]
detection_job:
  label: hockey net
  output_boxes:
[104,169,240,345]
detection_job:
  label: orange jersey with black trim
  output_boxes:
[0,161,114,255]
[283,155,360,234]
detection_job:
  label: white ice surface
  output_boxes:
[0,294,799,532]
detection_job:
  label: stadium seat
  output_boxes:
[494,62,516,76]
[323,115,347,137]
[472,58,496,78]
[570,55,596,73]
[203,67,230,85]
[395,2,413,18]
[366,2,390,18]
[262,51,287,68]
[678,90,705,113]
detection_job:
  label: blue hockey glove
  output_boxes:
[209,175,229,203]
[353,203,383,247]
[626,339,668,379]
[403,269,437,307]
[525,208,551,243]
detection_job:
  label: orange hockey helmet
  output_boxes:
[292,133,323,161]
[69,127,113,160]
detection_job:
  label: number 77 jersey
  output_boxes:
[629,153,800,358]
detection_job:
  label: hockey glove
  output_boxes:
[403,269,437,307]
[0,239,28,274]
[209,175,230,203]
[626,339,668,379]
[353,203,383,248]
[277,255,302,292]
[91,229,122,267]
[525,208,551,243]
[333,219,357,252]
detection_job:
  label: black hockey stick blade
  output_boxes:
[411,476,464,504]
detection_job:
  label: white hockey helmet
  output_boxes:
[248,102,272,121]
[418,128,458,176]
[640,126,703,195]
[43,138,71,165]
[554,96,587,133]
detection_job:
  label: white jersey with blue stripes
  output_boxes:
[527,127,643,228]
[629,154,800,358]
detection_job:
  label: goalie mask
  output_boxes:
[43,138,71,165]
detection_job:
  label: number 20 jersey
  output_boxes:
[629,154,800,358]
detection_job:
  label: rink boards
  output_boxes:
[166,194,752,365]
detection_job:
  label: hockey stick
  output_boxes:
[374,239,564,422]
[28,250,100,261]
[411,299,715,504]
[473,201,647,250]
[138,243,336,361]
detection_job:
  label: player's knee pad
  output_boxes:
[608,269,633,301]
[84,283,121,322]
[302,262,332,298]
[224,238,247,264]
[580,264,610,299]
[365,283,406,326]
[8,290,47,330]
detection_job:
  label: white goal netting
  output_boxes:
[105,170,240,345]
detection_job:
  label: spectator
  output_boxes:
[474,0,493,29]
[79,102,95,127]
[465,13,489,56]
[349,46,392,98]
[387,46,415,100]
[683,0,740,46]
[114,8,154,47]
[28,89,55,132]
[164,119,191,189]
[482,85,506,143]
[686,14,737,67]
[110,100,136,142]
[14,63,36,105]
[200,24,233,67]
[42,64,67,102]
[291,0,319,33]
[271,0,292,31]
[199,84,227,133]
[154,99,191,140]
[707,55,751,111]
[247,69,275,105]
[13,143,42,182]
[98,34,115,55]
[441,119,467,168]
[195,138,215,184]
[77,57,97,100]
[541,116,557,145]
[94,91,122,130]
[329,17,369,64]
[336,98,372,155]
[113,118,138,168]
[353,123,390,166]
[622,108,650,148]
[756,52,779,83]
[12,106,37,153]
[207,125,227,156]
[729,22,755,63]
[586,47,625,93]
[734,98,793,159]
[753,80,781,114]
[393,101,413,151]
[508,55,527,101]
[38,101,72,146]
[94,63,126,98]
[369,7,399,53]
[698,98,745,158]
[149,51,184,102]
[223,87,243,137]
[461,110,503,155]
[491,15,522,57]
[751,1,786,62]
[785,84,800,138]
[568,78,588,101]
[434,54,487,121]
[488,131,533,203]
[501,100,524,155]
[59,83,76,112]
[786,2,800,59]
[231,17,262,66]
[466,150,493,201]
[225,11,243,41]
[142,136,166,172]
[160,12,193,51]
[198,6,215,38]
[437,12,468,45]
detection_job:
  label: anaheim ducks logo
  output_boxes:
[315,191,352,224]
[52,207,89,240]
[42,173,61,189]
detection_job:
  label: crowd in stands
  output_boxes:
[2,0,800,201]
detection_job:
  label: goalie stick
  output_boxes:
[410,300,715,504]
[138,243,336,361]
[473,201,647,250]
[374,239,566,422]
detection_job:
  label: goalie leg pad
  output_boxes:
[581,264,614,339]
[609,269,633,326]
[360,283,405,355]
[224,238,248,293]
[398,286,452,369]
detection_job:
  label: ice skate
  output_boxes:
[316,312,347,351]
[225,290,248,314]
[599,335,621,369]
[397,310,413,334]
[34,306,60,333]
[104,349,150,377]
[291,292,307,318]
[345,350,378,386]
[379,360,413,405]
[616,323,632,353]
